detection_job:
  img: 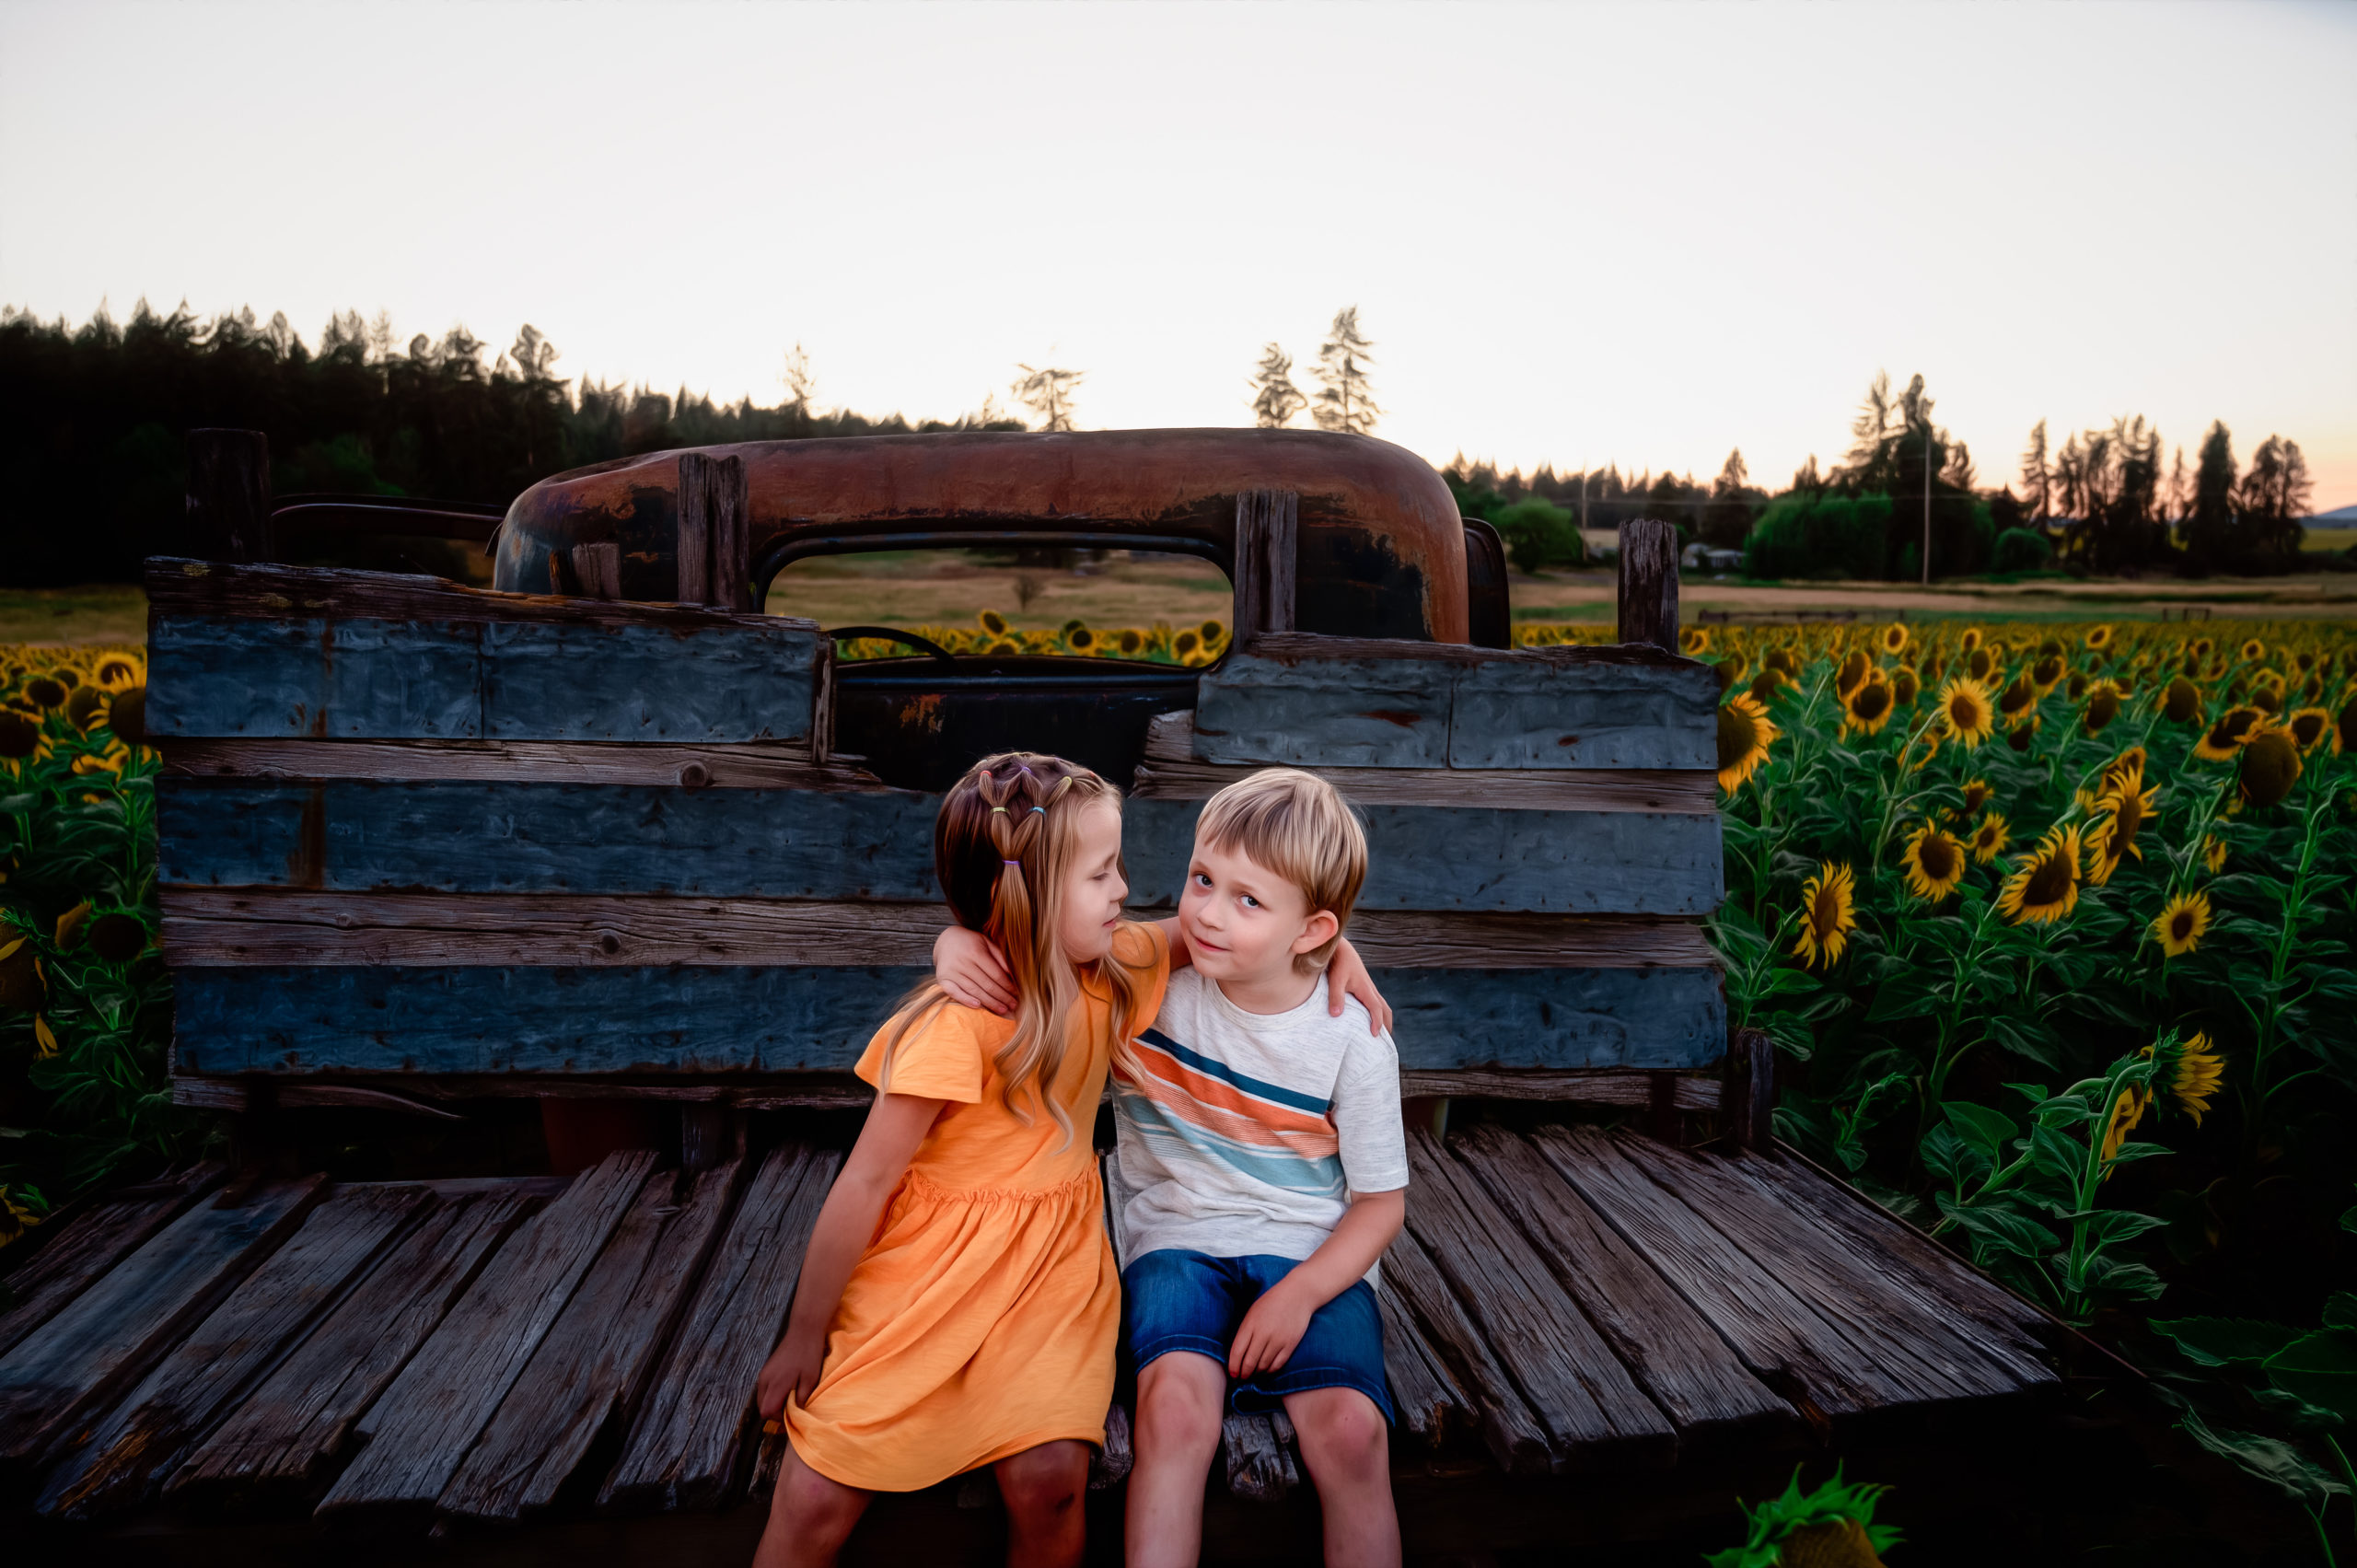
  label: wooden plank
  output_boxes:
[148,617,482,741]
[35,1186,430,1519]
[171,1191,534,1500]
[157,783,1719,915]
[0,1176,327,1467]
[1616,518,1679,652]
[0,1163,226,1361]
[675,452,710,607]
[1678,1148,2056,1391]
[159,891,1714,971]
[1401,1131,1673,1467]
[597,1146,837,1513]
[146,556,800,633]
[1089,1401,1133,1491]
[1451,1125,1791,1437]
[1397,1070,1718,1109]
[1527,1126,1914,1422]
[1447,656,1716,771]
[1720,1028,1776,1153]
[569,541,621,601]
[1374,1283,1470,1449]
[479,617,815,743]
[443,1159,740,1521]
[1193,649,1455,768]
[1133,758,1717,814]
[168,963,1725,1076]
[317,1149,658,1516]
[1376,1226,1550,1475]
[161,738,856,786]
[180,1074,875,1112]
[1222,1409,1300,1504]
[1232,490,1298,638]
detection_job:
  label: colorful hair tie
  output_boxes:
[1003,858,1022,866]
[990,805,1008,814]
[1029,806,1046,816]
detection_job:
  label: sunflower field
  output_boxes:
[836,612,1233,665]
[0,645,200,1249]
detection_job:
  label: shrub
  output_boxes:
[1992,527,2054,573]
[1492,497,1585,575]
[1744,493,1895,579]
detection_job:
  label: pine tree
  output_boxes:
[1248,343,1306,429]
[2238,436,2313,560]
[1311,307,1380,436]
[1010,364,1084,432]
[783,343,817,415]
[2183,421,2237,569]
[2018,419,2051,524]
[1701,449,1757,549]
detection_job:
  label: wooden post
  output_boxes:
[675,456,711,606]
[1616,517,1679,652]
[679,452,751,610]
[1719,1028,1777,1153]
[680,1106,738,1174]
[1232,489,1298,641]
[569,542,621,600]
[186,429,273,563]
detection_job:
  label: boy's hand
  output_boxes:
[1326,937,1393,1035]
[934,925,1016,1016]
[1228,1277,1316,1379]
[754,1326,826,1431]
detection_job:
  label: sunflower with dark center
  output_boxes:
[1716,695,1779,792]
[2086,765,2157,887]
[1891,666,1919,704]
[1997,674,2038,722]
[1959,628,1984,652]
[2086,625,2114,651]
[88,912,148,963]
[2237,727,2302,807]
[2284,707,2330,753]
[2191,637,2215,661]
[94,656,141,690]
[2066,672,2089,701]
[23,677,64,711]
[2152,891,2210,957]
[64,685,107,730]
[1174,630,1201,659]
[2031,654,2065,693]
[1067,626,1097,653]
[2079,680,2125,737]
[2239,638,2265,662]
[1998,823,2084,925]
[2007,716,2039,752]
[0,713,42,764]
[1880,623,1909,656]
[1842,673,1896,737]
[2162,676,2201,724]
[1712,656,1746,694]
[1792,861,1857,970]
[1835,649,1870,698]
[1936,677,1995,748]
[1900,824,1967,902]
[1967,646,1996,681]
[1748,668,1790,705]
[1681,628,1712,656]
[2192,704,2266,761]
[1956,778,1995,819]
[1199,620,1225,645]
[1969,811,2012,865]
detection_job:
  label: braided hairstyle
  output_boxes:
[874,751,1152,1144]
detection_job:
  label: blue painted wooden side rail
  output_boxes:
[157,784,1724,915]
[170,964,1725,1075]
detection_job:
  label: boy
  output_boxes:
[937,769,1406,1568]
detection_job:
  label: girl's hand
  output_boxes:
[755,1326,826,1431]
[935,925,1016,1016]
[1326,936,1393,1035]
[1228,1278,1315,1379]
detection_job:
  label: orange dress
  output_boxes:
[785,923,1169,1492]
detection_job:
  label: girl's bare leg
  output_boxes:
[754,1446,872,1568]
[993,1438,1093,1568]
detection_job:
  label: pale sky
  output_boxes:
[6,1,2354,508]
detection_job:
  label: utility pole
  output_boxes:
[1922,429,1933,586]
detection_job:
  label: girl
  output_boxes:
[751,751,1161,1568]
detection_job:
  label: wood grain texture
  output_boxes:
[1195,651,1455,768]
[160,738,854,786]
[1450,1126,1791,1437]
[318,1150,657,1516]
[0,1176,327,1467]
[1616,519,1680,653]
[1132,758,1716,814]
[171,1191,534,1500]
[1397,1070,1719,1109]
[180,1073,877,1112]
[146,556,803,633]
[0,1163,226,1361]
[35,1186,429,1519]
[1376,1226,1551,1475]
[160,890,1715,971]
[157,781,1718,915]
[168,963,1725,1075]
[1222,1409,1300,1503]
[1402,1132,1674,1467]
[598,1145,840,1514]
[1231,490,1297,638]
[443,1160,740,1522]
[1527,1127,1912,1423]
[1446,656,1716,771]
[1376,1283,1471,1449]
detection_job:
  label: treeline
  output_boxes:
[0,301,1021,585]
[1446,372,2322,581]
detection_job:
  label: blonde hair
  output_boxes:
[873,751,1155,1146]
[1194,768,1367,974]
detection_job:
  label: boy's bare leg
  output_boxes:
[994,1439,1093,1568]
[1127,1353,1228,1568]
[754,1446,872,1568]
[1283,1386,1399,1568]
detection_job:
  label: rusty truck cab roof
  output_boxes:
[492,427,1470,645]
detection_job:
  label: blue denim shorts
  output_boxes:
[1121,1249,1394,1423]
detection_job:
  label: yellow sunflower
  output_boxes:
[1714,656,1748,695]
[2238,726,2302,807]
[1900,823,1968,903]
[2100,1084,2150,1165]
[1793,861,1857,970]
[2085,625,2114,651]
[979,609,1010,637]
[1880,622,1910,656]
[2239,637,2264,662]
[1842,671,1897,737]
[1199,619,1225,645]
[1967,646,1997,682]
[2151,1031,2224,1124]
[2163,676,2202,724]
[1936,677,1996,749]
[1959,628,1984,652]
[2285,706,2331,754]
[2202,833,2227,874]
[2082,679,2126,737]
[1748,667,1790,705]
[1717,694,1779,792]
[1968,812,2012,865]
[1997,673,2038,725]
[2191,704,2266,761]
[1836,649,1871,699]
[2085,766,2158,888]
[2101,747,2147,791]
[1891,666,1920,705]
[1953,778,1995,821]
[1997,823,2084,925]
[1681,627,1713,656]
[2152,891,2210,956]
[2030,654,2067,695]
[92,654,143,691]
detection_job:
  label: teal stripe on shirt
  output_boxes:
[1117,1090,1346,1198]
